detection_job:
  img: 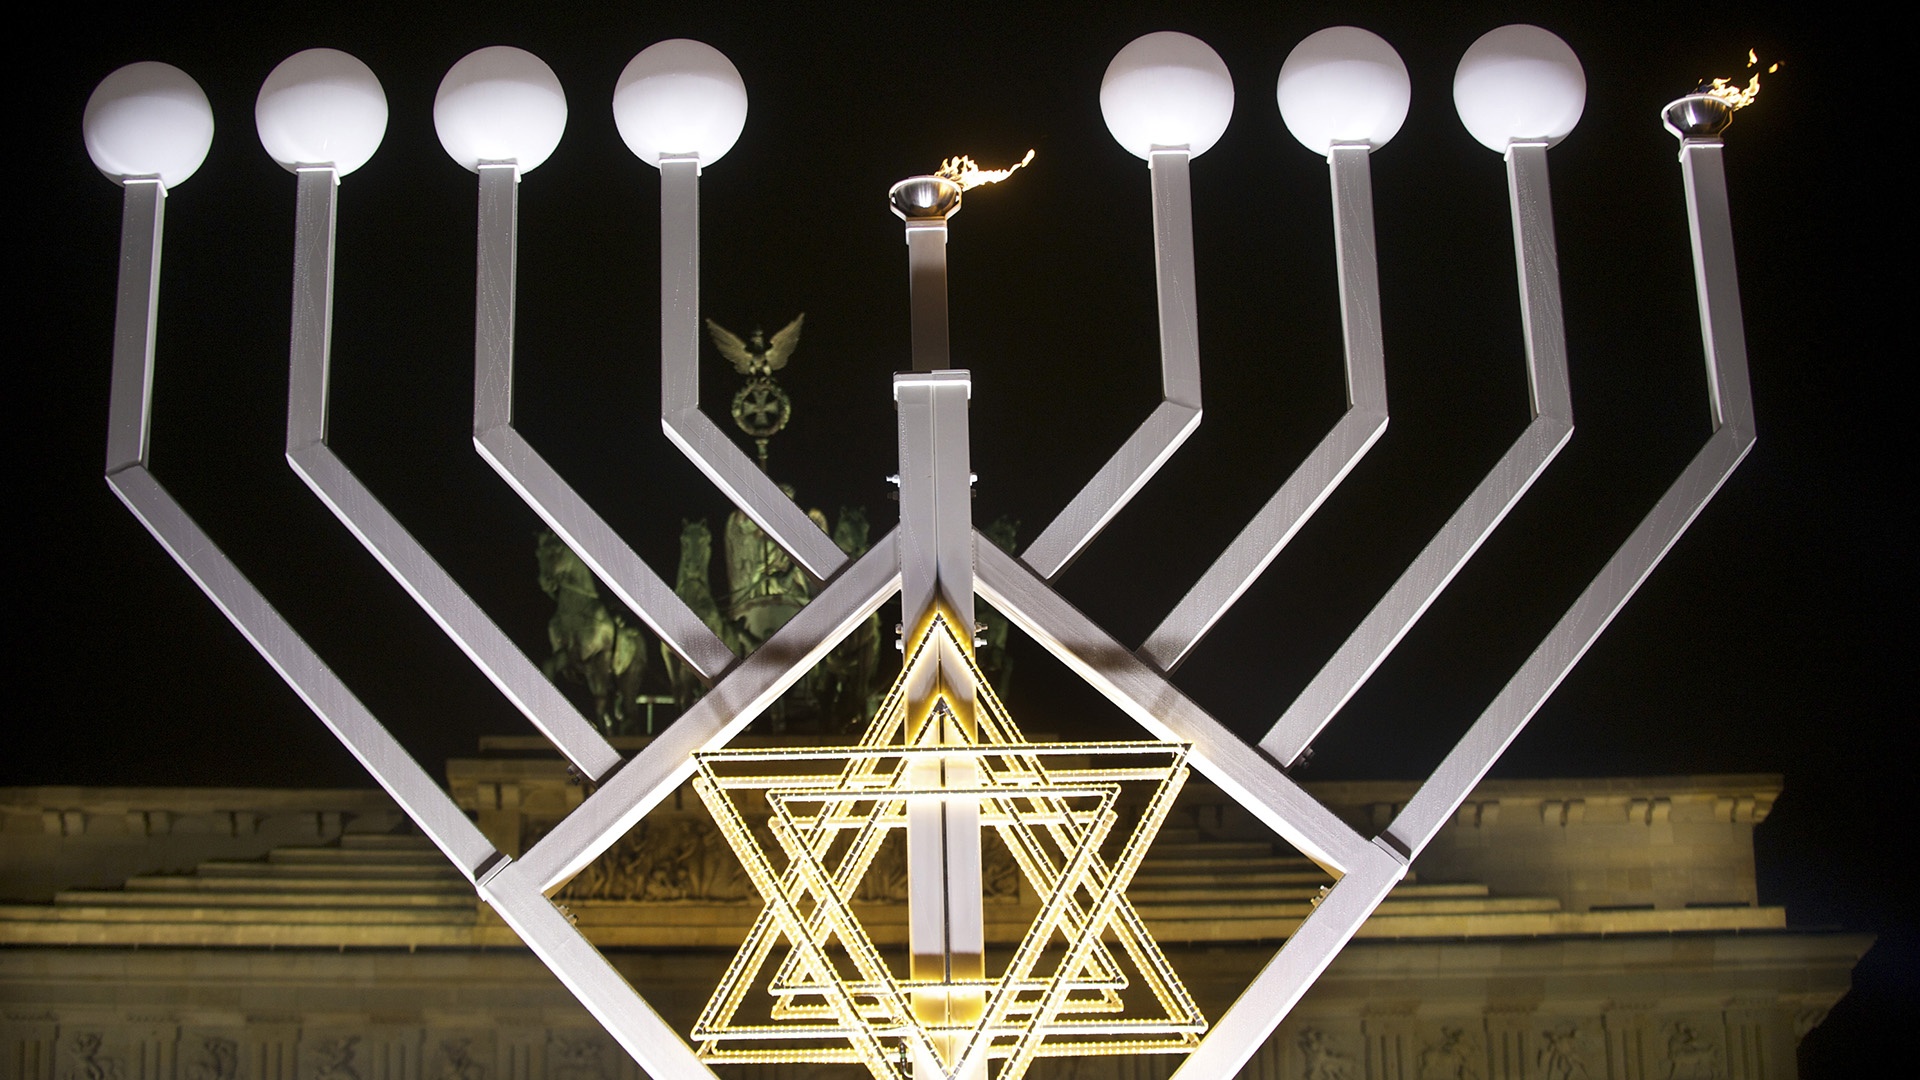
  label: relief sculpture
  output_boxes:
[559,815,752,902]
[62,1034,121,1080]
[1536,1026,1592,1080]
[433,1039,486,1080]
[1661,1022,1723,1080]
[309,1037,360,1080]
[1297,1029,1354,1080]
[1417,1027,1482,1080]
[188,1037,240,1080]
[547,1035,607,1080]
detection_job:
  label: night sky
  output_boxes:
[15,1,1908,1069]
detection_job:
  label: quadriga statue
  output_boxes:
[535,530,649,734]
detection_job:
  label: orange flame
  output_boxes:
[1698,49,1781,110]
[937,149,1036,192]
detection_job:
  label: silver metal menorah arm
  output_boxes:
[973,535,1374,876]
[1142,143,1393,672]
[104,182,163,475]
[1021,149,1204,579]
[1386,123,1756,861]
[519,532,903,894]
[280,166,622,782]
[479,859,722,1080]
[103,178,500,881]
[1261,141,1576,768]
[1170,837,1405,1080]
[656,156,849,582]
[467,164,736,681]
[1682,142,1755,435]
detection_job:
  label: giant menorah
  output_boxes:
[84,24,1755,1080]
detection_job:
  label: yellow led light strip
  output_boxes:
[690,613,1205,1080]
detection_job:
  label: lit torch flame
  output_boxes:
[936,149,1037,192]
[1697,48,1781,110]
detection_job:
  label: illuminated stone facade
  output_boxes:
[1,748,1868,1080]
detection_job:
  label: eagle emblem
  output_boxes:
[705,313,805,377]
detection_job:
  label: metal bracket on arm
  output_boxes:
[468,164,736,682]
[1142,143,1392,672]
[1021,149,1204,579]
[280,166,622,782]
[101,177,500,882]
[1261,141,1576,768]
[1385,133,1756,860]
[656,157,848,583]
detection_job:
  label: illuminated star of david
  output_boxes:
[690,614,1205,1080]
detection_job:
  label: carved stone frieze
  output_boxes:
[185,1036,239,1080]
[555,815,750,903]
[547,809,1024,906]
[1295,1027,1358,1080]
[1416,1024,1484,1080]
[1534,1022,1600,1080]
[303,1036,360,1080]
[61,1033,122,1080]
[1658,1018,1725,1080]
[427,1036,491,1080]
[543,1034,607,1080]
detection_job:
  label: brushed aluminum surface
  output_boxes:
[1386,138,1755,858]
[466,164,736,681]
[1023,150,1204,578]
[657,157,849,582]
[102,178,499,880]
[1168,839,1406,1080]
[518,532,902,894]
[1141,144,1391,672]
[480,860,722,1079]
[974,537,1374,876]
[280,166,621,782]
[1260,141,1576,768]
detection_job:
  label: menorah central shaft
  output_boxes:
[892,172,983,1079]
[891,175,962,372]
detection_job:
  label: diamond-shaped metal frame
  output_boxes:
[99,46,1753,1080]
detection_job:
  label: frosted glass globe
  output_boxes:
[1100,32,1235,160]
[434,47,567,173]
[613,39,748,167]
[1453,25,1585,152]
[83,62,214,188]
[255,49,387,176]
[1276,27,1409,154]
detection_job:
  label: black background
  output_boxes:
[15,2,1908,1072]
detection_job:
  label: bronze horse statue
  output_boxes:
[535,531,648,734]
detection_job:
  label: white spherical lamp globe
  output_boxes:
[83,62,214,188]
[255,49,387,176]
[433,46,567,173]
[1276,27,1410,154]
[1100,32,1235,160]
[613,39,748,168]
[1453,25,1585,152]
